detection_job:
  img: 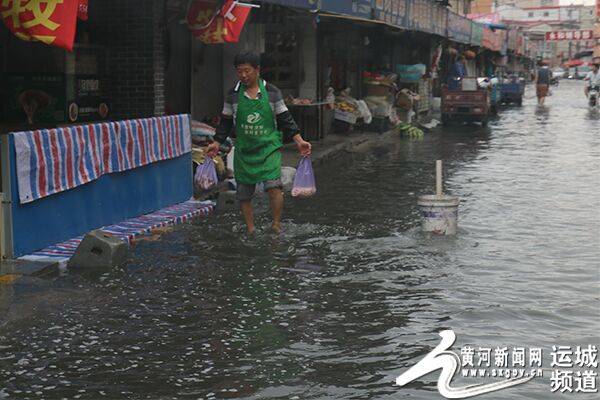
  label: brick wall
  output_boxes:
[95,0,166,120]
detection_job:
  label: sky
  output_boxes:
[558,0,596,5]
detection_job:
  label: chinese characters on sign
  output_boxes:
[397,331,599,398]
[550,345,598,394]
[460,346,544,380]
[374,0,408,29]
[460,344,598,393]
[447,12,472,44]
[0,0,80,50]
[545,30,594,41]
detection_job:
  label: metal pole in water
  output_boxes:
[417,160,460,235]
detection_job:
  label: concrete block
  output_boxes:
[67,230,128,270]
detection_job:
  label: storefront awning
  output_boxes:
[317,12,397,29]
[564,59,584,68]
[573,50,593,59]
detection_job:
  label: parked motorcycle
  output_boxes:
[589,85,599,108]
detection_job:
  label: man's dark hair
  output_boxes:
[234,52,261,68]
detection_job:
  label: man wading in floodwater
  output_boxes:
[535,60,551,106]
[207,52,312,234]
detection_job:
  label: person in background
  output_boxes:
[448,54,467,87]
[534,60,551,106]
[583,62,600,98]
[207,52,311,235]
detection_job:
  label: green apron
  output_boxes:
[234,80,282,185]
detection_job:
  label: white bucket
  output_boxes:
[417,194,460,235]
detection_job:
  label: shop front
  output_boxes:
[1,0,167,136]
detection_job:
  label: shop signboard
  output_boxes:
[374,0,409,28]
[467,12,500,25]
[471,23,483,46]
[326,0,373,19]
[67,76,109,123]
[264,0,372,19]
[447,12,471,44]
[6,75,66,124]
[545,30,594,41]
[409,0,434,33]
[66,46,109,123]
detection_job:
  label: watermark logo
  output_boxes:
[396,330,533,398]
[247,112,261,124]
[395,330,598,398]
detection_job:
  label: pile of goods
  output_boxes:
[362,72,397,87]
[393,121,424,139]
[285,95,314,106]
[396,64,426,82]
[396,89,420,111]
[333,88,372,127]
[335,99,358,113]
[191,120,216,146]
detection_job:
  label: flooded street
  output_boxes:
[1,80,599,399]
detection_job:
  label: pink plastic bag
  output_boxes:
[194,157,218,191]
[292,156,316,198]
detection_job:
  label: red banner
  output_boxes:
[545,30,594,41]
[187,0,251,44]
[1,0,79,51]
[78,0,88,21]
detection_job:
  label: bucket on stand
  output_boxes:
[417,194,460,235]
[417,160,460,235]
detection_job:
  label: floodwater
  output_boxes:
[1,80,599,399]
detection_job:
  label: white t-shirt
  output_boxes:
[585,70,600,87]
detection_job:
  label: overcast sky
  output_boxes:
[559,0,596,5]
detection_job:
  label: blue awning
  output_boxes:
[485,23,508,30]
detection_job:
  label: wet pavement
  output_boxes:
[1,80,599,399]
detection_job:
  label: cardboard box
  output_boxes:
[334,109,358,124]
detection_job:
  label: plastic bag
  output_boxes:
[194,157,218,191]
[292,157,316,198]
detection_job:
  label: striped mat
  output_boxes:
[19,199,214,263]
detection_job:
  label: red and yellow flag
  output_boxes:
[187,0,251,44]
[1,0,79,51]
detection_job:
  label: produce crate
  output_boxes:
[334,109,358,124]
